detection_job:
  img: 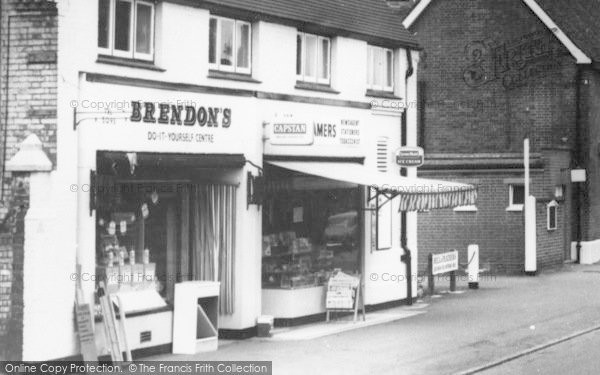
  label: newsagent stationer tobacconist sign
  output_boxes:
[129,101,232,144]
[431,250,459,275]
[269,117,360,146]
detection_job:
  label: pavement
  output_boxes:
[150,263,600,375]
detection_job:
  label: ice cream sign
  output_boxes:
[395,146,424,167]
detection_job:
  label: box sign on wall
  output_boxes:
[395,146,424,167]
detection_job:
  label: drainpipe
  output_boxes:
[574,66,583,263]
[400,49,414,305]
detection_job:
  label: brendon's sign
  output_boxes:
[130,101,231,128]
[395,146,424,167]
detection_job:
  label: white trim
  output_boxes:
[402,0,593,64]
[402,0,433,29]
[522,0,591,64]
[506,205,524,212]
[453,205,478,212]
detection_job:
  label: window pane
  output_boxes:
[98,0,110,48]
[135,3,152,54]
[296,34,302,76]
[114,0,132,52]
[374,48,384,87]
[236,22,250,69]
[220,19,234,66]
[513,185,525,205]
[319,38,330,80]
[549,207,557,228]
[209,18,217,64]
[385,50,393,87]
[305,35,317,78]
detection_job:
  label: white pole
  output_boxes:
[525,196,537,274]
[524,138,530,199]
[467,244,479,289]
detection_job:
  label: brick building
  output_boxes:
[397,0,600,273]
[0,0,57,358]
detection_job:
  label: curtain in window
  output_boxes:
[191,184,237,315]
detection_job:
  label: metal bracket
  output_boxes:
[73,107,129,131]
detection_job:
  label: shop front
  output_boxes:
[260,100,477,323]
[75,74,263,355]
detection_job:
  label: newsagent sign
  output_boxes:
[267,117,360,147]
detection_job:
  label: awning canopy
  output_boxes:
[266,161,477,212]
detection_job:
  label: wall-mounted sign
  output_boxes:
[269,115,313,145]
[313,119,360,147]
[395,146,424,167]
[571,169,586,183]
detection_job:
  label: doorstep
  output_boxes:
[258,305,427,341]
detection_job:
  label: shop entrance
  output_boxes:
[93,151,243,313]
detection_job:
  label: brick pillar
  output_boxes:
[2,174,30,360]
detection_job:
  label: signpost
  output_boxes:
[428,250,459,294]
[395,146,424,167]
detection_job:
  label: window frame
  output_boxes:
[367,45,394,92]
[296,32,331,85]
[507,184,525,211]
[97,0,155,61]
[209,15,252,75]
[547,201,558,231]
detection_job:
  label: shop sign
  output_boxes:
[326,272,360,310]
[313,119,360,147]
[395,146,424,167]
[431,250,459,275]
[126,101,232,145]
[269,117,313,145]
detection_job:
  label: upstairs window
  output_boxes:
[98,0,155,61]
[209,16,251,74]
[296,32,330,84]
[367,45,394,92]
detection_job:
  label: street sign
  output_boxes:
[431,250,459,275]
[395,146,424,167]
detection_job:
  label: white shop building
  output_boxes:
[14,0,475,360]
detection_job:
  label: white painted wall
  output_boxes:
[22,0,419,360]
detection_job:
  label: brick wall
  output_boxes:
[413,0,578,155]
[410,0,576,273]
[0,0,56,359]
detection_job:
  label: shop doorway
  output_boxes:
[93,151,242,314]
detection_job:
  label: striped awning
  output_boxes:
[266,161,477,212]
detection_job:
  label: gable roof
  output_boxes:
[401,0,599,63]
[534,0,600,62]
[191,0,420,49]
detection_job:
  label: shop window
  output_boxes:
[296,32,331,84]
[507,184,525,211]
[262,168,361,289]
[97,0,155,61]
[209,16,251,74]
[547,200,558,231]
[367,45,394,92]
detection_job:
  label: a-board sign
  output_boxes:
[431,250,459,275]
[75,303,99,361]
[395,146,424,167]
[326,272,360,310]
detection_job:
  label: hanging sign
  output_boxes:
[395,146,424,167]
